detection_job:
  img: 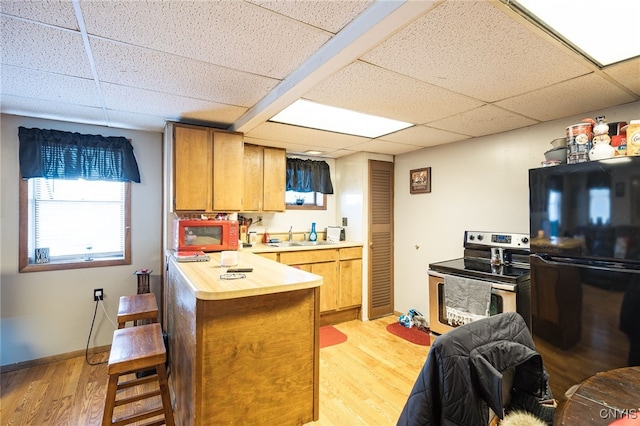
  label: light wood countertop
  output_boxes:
[169,250,322,300]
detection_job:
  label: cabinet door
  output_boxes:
[262,147,286,211]
[174,125,212,211]
[243,144,264,211]
[339,258,362,308]
[212,131,244,211]
[312,261,339,312]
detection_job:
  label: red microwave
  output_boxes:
[173,219,239,252]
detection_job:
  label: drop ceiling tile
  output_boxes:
[303,61,484,124]
[314,149,357,158]
[1,16,92,77]
[0,0,78,30]
[1,95,106,124]
[379,124,470,148]
[245,0,373,34]
[1,65,101,106]
[245,121,369,150]
[243,136,314,154]
[495,74,638,121]
[429,105,537,137]
[102,83,247,126]
[90,38,279,108]
[244,136,356,158]
[80,0,331,79]
[347,139,424,156]
[106,110,166,132]
[361,1,591,102]
[604,58,640,96]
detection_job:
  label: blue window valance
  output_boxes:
[18,127,141,182]
[286,158,333,194]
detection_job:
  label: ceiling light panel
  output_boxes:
[269,99,413,138]
[513,0,639,66]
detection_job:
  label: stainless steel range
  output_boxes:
[428,230,531,335]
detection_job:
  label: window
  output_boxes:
[285,158,333,210]
[17,126,139,272]
[19,178,132,272]
[589,188,611,226]
[285,190,326,210]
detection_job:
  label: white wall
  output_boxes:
[0,114,163,367]
[393,101,640,317]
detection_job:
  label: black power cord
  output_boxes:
[85,299,107,366]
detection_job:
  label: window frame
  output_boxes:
[285,192,327,211]
[18,178,132,272]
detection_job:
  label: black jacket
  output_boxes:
[397,312,552,425]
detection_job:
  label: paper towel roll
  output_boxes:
[220,251,238,267]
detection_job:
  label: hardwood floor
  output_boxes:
[1,316,431,426]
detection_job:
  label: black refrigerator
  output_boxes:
[528,156,640,398]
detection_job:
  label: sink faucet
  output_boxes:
[288,226,293,241]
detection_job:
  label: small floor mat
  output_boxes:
[386,322,430,346]
[319,325,348,348]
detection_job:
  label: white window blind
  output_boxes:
[30,178,125,261]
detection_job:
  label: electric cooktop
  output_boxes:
[429,257,531,284]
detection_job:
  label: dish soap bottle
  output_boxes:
[309,223,317,242]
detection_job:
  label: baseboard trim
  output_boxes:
[320,306,361,326]
[0,345,111,373]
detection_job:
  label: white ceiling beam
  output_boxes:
[231,0,440,134]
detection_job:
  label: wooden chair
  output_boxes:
[102,323,174,426]
[117,293,159,329]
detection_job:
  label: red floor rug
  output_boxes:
[319,325,348,348]
[386,322,431,346]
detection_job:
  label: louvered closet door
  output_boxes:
[368,160,394,319]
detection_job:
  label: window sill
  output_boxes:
[19,257,130,273]
[285,204,326,211]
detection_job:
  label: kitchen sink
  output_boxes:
[267,241,336,248]
[297,241,335,246]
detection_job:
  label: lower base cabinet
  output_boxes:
[258,246,363,324]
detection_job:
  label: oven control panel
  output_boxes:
[464,231,530,250]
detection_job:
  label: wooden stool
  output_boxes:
[102,323,174,426]
[117,293,158,329]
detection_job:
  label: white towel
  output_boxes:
[444,274,492,326]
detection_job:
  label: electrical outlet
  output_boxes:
[342,217,348,226]
[93,288,103,301]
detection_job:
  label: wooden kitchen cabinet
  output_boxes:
[172,123,244,212]
[280,249,339,312]
[212,131,244,211]
[276,246,362,323]
[339,247,363,308]
[173,125,212,211]
[243,144,286,212]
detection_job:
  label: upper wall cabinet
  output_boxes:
[243,144,286,212]
[172,123,244,212]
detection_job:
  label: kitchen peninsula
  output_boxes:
[165,250,323,425]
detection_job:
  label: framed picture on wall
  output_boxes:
[410,167,431,194]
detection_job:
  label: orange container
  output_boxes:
[626,120,640,156]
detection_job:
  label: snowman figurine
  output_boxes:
[589,116,615,160]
